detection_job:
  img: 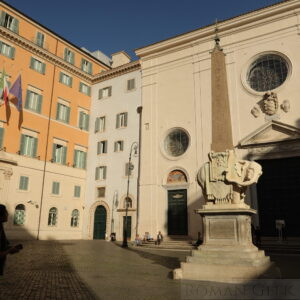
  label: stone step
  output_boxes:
[139,242,195,250]
[186,255,270,266]
[192,249,266,259]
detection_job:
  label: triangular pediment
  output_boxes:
[239,120,300,147]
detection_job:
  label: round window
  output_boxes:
[164,129,189,157]
[247,54,288,92]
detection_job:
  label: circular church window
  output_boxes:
[164,128,189,157]
[247,54,288,92]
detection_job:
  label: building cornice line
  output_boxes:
[93,61,140,84]
[135,0,300,57]
[0,27,95,82]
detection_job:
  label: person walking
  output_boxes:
[0,204,22,276]
[157,231,163,245]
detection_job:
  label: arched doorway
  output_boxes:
[166,170,188,236]
[93,205,107,239]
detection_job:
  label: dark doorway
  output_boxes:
[168,189,188,235]
[93,205,106,239]
[123,216,132,240]
[256,157,300,237]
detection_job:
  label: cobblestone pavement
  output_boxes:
[1,240,300,300]
[0,240,186,300]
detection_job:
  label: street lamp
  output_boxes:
[110,190,118,241]
[122,141,138,248]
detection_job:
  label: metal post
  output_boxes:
[122,142,138,248]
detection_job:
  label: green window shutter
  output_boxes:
[124,112,128,126]
[98,89,103,99]
[85,114,89,130]
[79,82,83,93]
[0,127,4,148]
[20,176,29,190]
[83,152,87,169]
[114,142,117,152]
[71,52,75,64]
[108,86,112,97]
[121,141,124,151]
[97,142,101,155]
[36,32,44,47]
[11,18,19,34]
[95,167,99,180]
[73,150,78,167]
[69,76,73,87]
[66,106,70,123]
[81,58,84,70]
[104,141,107,153]
[19,176,24,190]
[20,134,25,155]
[41,62,46,75]
[52,143,56,161]
[62,146,67,165]
[52,182,55,194]
[59,72,63,83]
[79,111,84,129]
[56,103,60,120]
[9,47,15,59]
[116,114,120,128]
[0,41,3,53]
[95,117,99,133]
[37,94,43,113]
[103,166,107,179]
[0,12,5,26]
[87,86,91,96]
[64,48,68,61]
[29,57,35,69]
[25,90,31,109]
[24,177,29,190]
[32,137,38,157]
[88,62,92,74]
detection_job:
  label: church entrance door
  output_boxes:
[93,205,106,239]
[168,189,187,235]
[256,157,300,237]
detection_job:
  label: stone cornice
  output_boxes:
[135,0,300,58]
[0,26,96,83]
[92,60,140,84]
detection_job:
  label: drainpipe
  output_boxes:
[136,106,142,236]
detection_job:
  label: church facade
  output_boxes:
[135,0,300,240]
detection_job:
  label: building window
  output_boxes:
[20,134,38,157]
[35,32,45,48]
[74,185,81,198]
[29,57,46,74]
[0,41,15,59]
[56,103,70,123]
[247,54,289,92]
[48,207,57,226]
[79,82,91,96]
[14,204,25,225]
[95,116,105,133]
[97,140,107,155]
[25,90,42,113]
[19,176,29,191]
[97,187,105,198]
[114,140,124,152]
[127,79,135,91]
[73,150,86,169]
[52,181,60,195]
[78,111,89,131]
[71,209,79,227]
[98,86,112,99]
[0,11,19,33]
[164,128,189,157]
[52,143,67,164]
[64,48,75,64]
[116,112,128,128]
[81,58,92,74]
[95,166,107,180]
[125,162,134,176]
[59,72,73,87]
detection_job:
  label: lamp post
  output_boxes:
[122,141,138,248]
[111,190,118,240]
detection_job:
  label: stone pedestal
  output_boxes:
[174,206,280,283]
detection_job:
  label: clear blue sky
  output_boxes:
[4,0,283,60]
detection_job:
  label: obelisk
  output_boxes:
[211,28,233,152]
[173,25,280,283]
